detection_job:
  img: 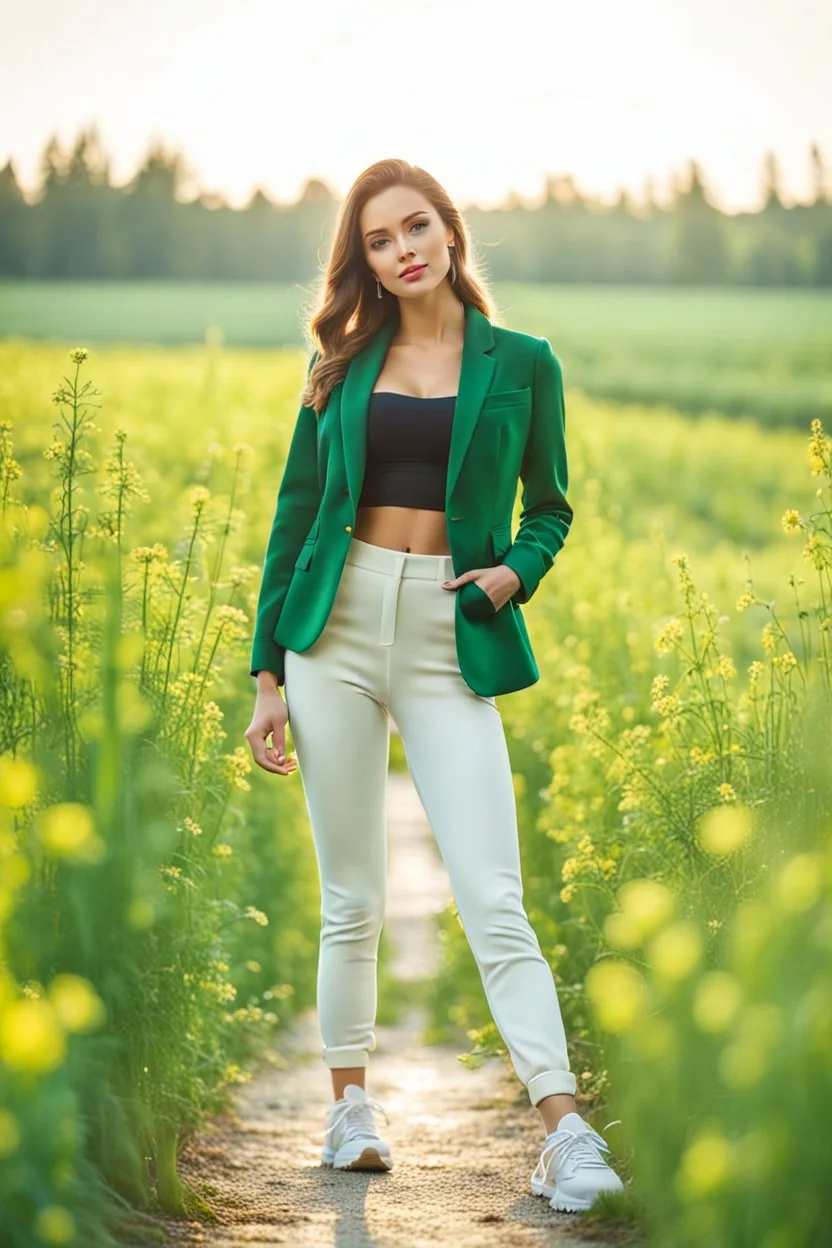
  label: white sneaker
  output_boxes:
[319,1083,393,1171]
[531,1112,624,1212]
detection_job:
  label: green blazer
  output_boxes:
[250,301,572,697]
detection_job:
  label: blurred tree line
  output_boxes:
[1,126,831,286]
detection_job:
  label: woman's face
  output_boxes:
[360,185,454,298]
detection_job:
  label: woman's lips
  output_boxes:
[401,265,426,281]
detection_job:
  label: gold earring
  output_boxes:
[448,243,456,284]
[376,276,382,299]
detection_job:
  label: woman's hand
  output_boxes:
[245,674,298,775]
[441,565,522,612]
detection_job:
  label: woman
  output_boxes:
[245,158,624,1214]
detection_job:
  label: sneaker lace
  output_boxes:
[320,1095,390,1146]
[537,1119,621,1177]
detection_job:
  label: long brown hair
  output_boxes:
[299,158,498,415]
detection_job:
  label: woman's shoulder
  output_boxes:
[491,323,548,363]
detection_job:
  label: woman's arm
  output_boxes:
[250,351,320,683]
[500,337,573,604]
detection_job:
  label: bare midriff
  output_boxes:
[354,340,461,557]
[354,505,452,555]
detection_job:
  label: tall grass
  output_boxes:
[426,412,832,1245]
[0,348,321,1246]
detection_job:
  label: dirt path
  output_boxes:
[157,768,629,1248]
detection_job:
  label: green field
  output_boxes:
[1,312,831,1246]
[2,281,831,427]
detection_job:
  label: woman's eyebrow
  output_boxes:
[364,211,427,240]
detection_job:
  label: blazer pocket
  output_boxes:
[481,386,531,413]
[459,580,497,621]
[489,524,513,561]
[294,536,317,570]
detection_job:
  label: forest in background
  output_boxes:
[1,126,832,286]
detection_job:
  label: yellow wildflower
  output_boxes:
[33,1206,76,1245]
[781,509,801,533]
[808,418,829,475]
[47,974,106,1033]
[561,857,581,882]
[36,803,106,863]
[585,960,648,1032]
[604,910,642,949]
[187,486,211,513]
[803,534,830,571]
[647,920,703,981]
[651,674,683,718]
[697,805,752,855]
[747,660,764,686]
[671,552,695,592]
[650,674,670,703]
[773,852,823,913]
[655,618,684,655]
[690,745,716,766]
[761,623,778,652]
[616,878,675,940]
[222,746,253,792]
[0,998,66,1073]
[676,1130,734,1197]
[131,542,168,565]
[0,756,40,809]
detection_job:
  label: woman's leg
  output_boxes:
[388,571,578,1113]
[283,560,391,1097]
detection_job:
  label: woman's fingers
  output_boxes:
[265,725,299,774]
[245,716,298,775]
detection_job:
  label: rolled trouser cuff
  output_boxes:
[322,1046,371,1069]
[527,1069,578,1104]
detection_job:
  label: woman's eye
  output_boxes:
[371,220,427,250]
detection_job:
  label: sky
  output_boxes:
[2,0,830,214]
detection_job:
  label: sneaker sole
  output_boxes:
[322,1145,393,1171]
[531,1179,623,1212]
[531,1182,592,1212]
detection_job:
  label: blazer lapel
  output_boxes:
[340,301,497,511]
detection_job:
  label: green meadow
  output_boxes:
[0,284,831,1246]
[2,280,831,427]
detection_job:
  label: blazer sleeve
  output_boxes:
[500,337,573,605]
[250,350,320,682]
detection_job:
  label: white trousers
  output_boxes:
[283,536,577,1105]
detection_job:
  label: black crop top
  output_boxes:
[358,391,456,512]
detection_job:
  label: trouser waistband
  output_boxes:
[344,536,455,582]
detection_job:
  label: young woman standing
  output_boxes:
[245,158,624,1214]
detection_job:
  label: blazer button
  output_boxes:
[344,525,352,533]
